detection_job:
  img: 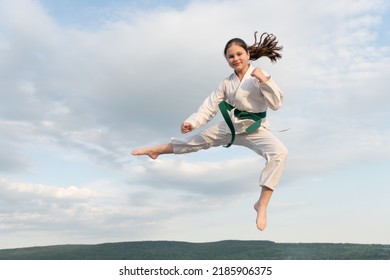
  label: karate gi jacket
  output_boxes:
[185,64,283,134]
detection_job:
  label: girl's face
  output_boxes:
[226,44,250,73]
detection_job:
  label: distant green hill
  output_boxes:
[0,240,389,260]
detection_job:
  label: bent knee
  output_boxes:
[268,145,288,162]
[280,146,288,159]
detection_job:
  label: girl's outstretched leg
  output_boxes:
[253,186,273,231]
[131,143,173,160]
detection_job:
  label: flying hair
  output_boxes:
[248,31,283,62]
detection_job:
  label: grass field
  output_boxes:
[1,240,389,260]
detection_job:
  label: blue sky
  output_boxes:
[0,0,389,249]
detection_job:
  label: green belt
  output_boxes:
[218,101,266,148]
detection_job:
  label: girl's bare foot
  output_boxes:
[131,143,173,160]
[254,201,267,231]
[131,148,159,159]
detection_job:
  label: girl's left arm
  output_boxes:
[253,68,283,111]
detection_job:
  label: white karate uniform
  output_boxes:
[171,64,288,190]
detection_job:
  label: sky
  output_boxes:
[0,0,389,249]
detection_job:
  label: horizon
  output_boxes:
[2,238,390,251]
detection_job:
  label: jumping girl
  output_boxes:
[132,32,288,231]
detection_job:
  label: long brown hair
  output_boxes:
[224,31,283,63]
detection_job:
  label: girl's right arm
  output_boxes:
[183,81,226,130]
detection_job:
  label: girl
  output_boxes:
[132,32,288,231]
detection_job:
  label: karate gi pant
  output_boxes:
[171,122,288,190]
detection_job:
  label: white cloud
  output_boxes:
[129,156,261,196]
[2,177,104,200]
